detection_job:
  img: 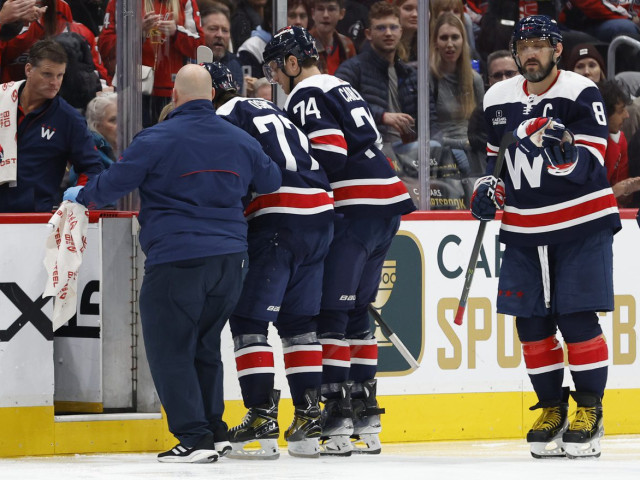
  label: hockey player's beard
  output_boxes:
[521,57,556,83]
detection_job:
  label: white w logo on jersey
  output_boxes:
[506,149,543,190]
[41,127,55,140]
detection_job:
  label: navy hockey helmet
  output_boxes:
[262,25,318,81]
[510,15,562,58]
[201,61,237,96]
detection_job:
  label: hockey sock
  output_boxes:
[521,335,565,402]
[282,332,323,406]
[566,335,608,398]
[347,337,378,396]
[233,335,275,408]
[319,334,350,400]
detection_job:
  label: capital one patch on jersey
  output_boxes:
[492,110,507,126]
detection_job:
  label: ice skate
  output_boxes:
[157,434,219,463]
[526,389,569,459]
[285,388,322,458]
[228,389,280,460]
[563,392,604,459]
[351,379,385,455]
[320,381,355,457]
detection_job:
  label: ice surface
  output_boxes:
[1,436,639,480]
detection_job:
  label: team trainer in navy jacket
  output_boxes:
[64,64,282,464]
[0,40,104,213]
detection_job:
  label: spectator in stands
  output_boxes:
[566,43,606,84]
[394,0,417,64]
[99,0,204,127]
[598,79,640,207]
[467,49,518,175]
[336,0,370,51]
[231,0,267,50]
[335,1,417,164]
[69,93,117,187]
[309,0,356,74]
[560,0,640,43]
[430,0,477,52]
[429,11,484,178]
[249,76,272,100]
[0,0,45,44]
[200,2,244,92]
[0,40,104,212]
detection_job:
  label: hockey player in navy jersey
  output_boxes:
[471,15,621,459]
[262,25,416,456]
[201,62,334,459]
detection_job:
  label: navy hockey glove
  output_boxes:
[514,117,568,157]
[543,139,579,176]
[63,186,83,203]
[470,175,505,221]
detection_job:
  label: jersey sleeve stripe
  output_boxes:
[311,142,348,155]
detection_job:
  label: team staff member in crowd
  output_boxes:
[263,25,415,456]
[0,39,104,213]
[203,62,334,460]
[471,15,619,459]
[63,64,281,464]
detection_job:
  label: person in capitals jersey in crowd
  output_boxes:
[262,25,415,456]
[470,15,620,459]
[201,61,334,460]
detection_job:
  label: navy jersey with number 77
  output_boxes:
[284,74,415,218]
[216,96,334,228]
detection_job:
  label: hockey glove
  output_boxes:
[514,117,568,157]
[63,186,83,203]
[470,175,505,221]
[542,139,579,176]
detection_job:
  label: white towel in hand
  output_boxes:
[43,201,89,331]
[0,80,24,186]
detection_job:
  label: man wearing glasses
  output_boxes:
[335,2,417,162]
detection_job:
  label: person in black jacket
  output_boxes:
[334,2,417,162]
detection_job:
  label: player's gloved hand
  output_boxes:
[470,175,505,221]
[63,186,83,203]
[543,139,579,176]
[514,117,567,157]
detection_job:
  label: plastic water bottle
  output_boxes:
[471,59,480,73]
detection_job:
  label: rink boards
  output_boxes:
[1,211,639,457]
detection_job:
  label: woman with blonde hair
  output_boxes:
[429,12,484,179]
[393,0,417,64]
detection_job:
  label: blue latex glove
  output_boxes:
[63,186,83,203]
[543,141,579,176]
[470,175,505,221]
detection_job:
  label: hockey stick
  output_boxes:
[368,304,420,369]
[454,131,516,326]
[196,45,214,64]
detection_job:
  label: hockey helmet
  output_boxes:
[262,25,318,82]
[510,15,562,58]
[201,61,237,96]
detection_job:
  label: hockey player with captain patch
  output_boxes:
[200,61,335,460]
[262,25,416,456]
[471,15,621,459]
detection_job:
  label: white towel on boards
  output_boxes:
[43,201,89,331]
[0,80,24,186]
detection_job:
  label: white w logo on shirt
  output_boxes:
[41,127,55,140]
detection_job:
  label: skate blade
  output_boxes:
[287,437,320,458]
[529,440,565,459]
[565,437,602,459]
[351,434,382,455]
[228,439,280,460]
[215,440,232,457]
[158,449,219,464]
[320,435,354,457]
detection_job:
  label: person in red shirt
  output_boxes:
[598,79,640,206]
[309,0,355,74]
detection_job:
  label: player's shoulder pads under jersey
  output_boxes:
[284,74,349,109]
